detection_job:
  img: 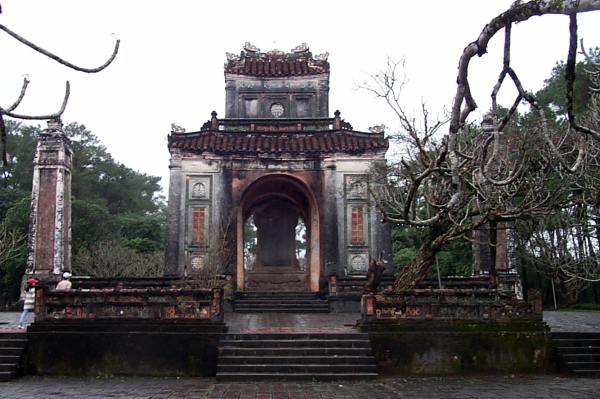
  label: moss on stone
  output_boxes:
[357,318,548,333]
[369,329,553,375]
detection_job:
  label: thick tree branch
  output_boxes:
[0,18,120,165]
[565,15,600,138]
[2,81,70,120]
[0,115,7,165]
[0,23,120,73]
[5,76,29,112]
[452,0,600,135]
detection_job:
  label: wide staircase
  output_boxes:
[233,292,329,313]
[0,332,28,382]
[216,332,377,381]
[552,332,600,377]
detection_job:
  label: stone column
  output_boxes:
[225,80,237,117]
[323,159,339,277]
[25,119,72,279]
[317,79,329,117]
[164,148,183,276]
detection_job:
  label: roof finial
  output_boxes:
[244,42,260,53]
[273,41,278,51]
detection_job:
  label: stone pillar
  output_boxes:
[317,79,329,117]
[25,119,72,278]
[323,159,339,277]
[164,148,183,276]
[225,80,236,117]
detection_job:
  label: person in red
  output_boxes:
[18,278,37,329]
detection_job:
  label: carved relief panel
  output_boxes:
[188,253,208,274]
[345,175,367,199]
[344,175,369,275]
[186,176,212,275]
[189,177,211,200]
[347,252,369,274]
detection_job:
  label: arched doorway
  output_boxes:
[236,175,320,292]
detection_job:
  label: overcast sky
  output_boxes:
[1,1,599,194]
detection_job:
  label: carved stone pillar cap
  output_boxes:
[45,118,64,133]
[481,113,496,133]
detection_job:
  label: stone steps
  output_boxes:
[234,292,329,313]
[553,332,600,378]
[0,333,28,382]
[217,332,377,381]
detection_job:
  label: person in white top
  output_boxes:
[55,272,72,290]
[18,278,38,329]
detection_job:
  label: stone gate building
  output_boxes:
[165,43,393,292]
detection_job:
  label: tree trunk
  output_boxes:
[488,220,498,288]
[521,262,528,302]
[394,232,446,291]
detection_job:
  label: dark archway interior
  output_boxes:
[241,177,312,291]
[252,198,300,269]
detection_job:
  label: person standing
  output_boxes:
[18,278,38,329]
[55,272,72,290]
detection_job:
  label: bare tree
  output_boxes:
[362,1,600,291]
[517,211,599,305]
[71,241,164,278]
[0,5,120,165]
[516,50,600,304]
[0,226,25,265]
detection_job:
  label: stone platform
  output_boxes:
[2,309,599,333]
[1,310,599,379]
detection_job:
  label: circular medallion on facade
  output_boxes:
[350,255,367,272]
[192,182,206,198]
[270,103,284,118]
[191,256,206,271]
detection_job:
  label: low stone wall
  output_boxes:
[368,327,552,375]
[359,289,541,323]
[36,286,224,323]
[27,281,226,377]
[327,275,524,313]
[356,289,549,375]
[26,326,223,377]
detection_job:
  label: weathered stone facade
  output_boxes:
[165,43,393,292]
[25,119,72,280]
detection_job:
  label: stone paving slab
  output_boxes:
[1,375,600,399]
[1,310,600,398]
[543,310,600,332]
[224,313,361,333]
[0,311,34,332]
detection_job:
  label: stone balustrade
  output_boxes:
[360,288,542,324]
[35,285,224,323]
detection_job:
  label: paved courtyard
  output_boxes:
[1,310,599,398]
[1,375,600,398]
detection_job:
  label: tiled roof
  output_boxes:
[169,130,387,156]
[225,43,329,77]
[226,57,328,77]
